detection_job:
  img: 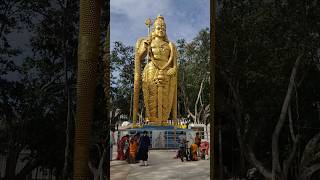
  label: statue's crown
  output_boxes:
[154,14,166,28]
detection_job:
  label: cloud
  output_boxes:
[111,0,209,47]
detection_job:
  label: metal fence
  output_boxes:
[116,128,209,149]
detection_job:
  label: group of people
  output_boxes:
[177,132,209,162]
[110,128,209,165]
[114,130,151,166]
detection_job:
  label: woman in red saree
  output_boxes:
[116,135,129,160]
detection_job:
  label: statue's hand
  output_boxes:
[167,67,176,76]
[137,39,150,57]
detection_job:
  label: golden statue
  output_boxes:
[133,15,178,126]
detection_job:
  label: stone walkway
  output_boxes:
[110,149,210,180]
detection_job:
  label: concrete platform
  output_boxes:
[110,149,210,180]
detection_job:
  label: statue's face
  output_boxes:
[154,24,166,38]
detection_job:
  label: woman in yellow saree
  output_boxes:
[190,143,198,161]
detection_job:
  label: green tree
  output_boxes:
[177,28,210,124]
[110,41,135,124]
[0,0,79,179]
[216,0,320,179]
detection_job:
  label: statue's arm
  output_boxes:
[167,42,178,76]
[133,37,149,86]
[135,37,149,60]
[172,43,178,68]
[132,37,148,126]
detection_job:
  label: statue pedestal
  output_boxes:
[141,125,175,129]
[124,125,195,149]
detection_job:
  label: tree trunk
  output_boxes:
[271,54,302,180]
[63,88,72,180]
[219,126,224,180]
[35,167,39,179]
[73,0,101,179]
[62,1,72,179]
[299,163,320,180]
[14,159,39,180]
[103,3,110,179]
[299,131,320,180]
[225,54,302,180]
[5,144,19,180]
[98,149,107,180]
[226,54,303,180]
[210,0,216,178]
[195,77,206,124]
[282,105,299,180]
[88,161,98,180]
[220,68,272,179]
[202,105,210,125]
[103,12,110,129]
[88,147,107,180]
[232,100,272,179]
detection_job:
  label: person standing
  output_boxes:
[128,136,138,164]
[190,143,199,161]
[109,127,116,161]
[188,132,201,161]
[195,132,201,156]
[136,131,151,166]
[178,131,188,162]
[134,132,141,144]
[133,132,141,162]
[195,132,201,146]
[116,134,129,160]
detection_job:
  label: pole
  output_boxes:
[145,18,152,63]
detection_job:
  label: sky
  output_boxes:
[6,0,210,81]
[110,0,210,47]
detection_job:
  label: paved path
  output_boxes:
[110,149,210,180]
[110,160,131,180]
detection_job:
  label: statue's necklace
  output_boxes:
[157,42,167,55]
